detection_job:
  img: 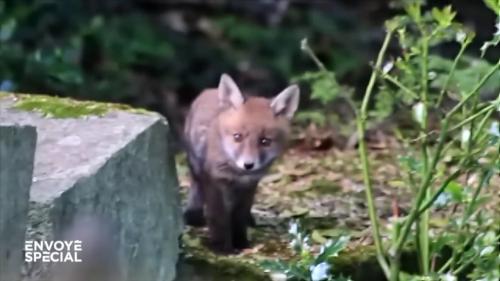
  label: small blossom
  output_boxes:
[270,272,287,281]
[300,38,309,51]
[480,246,494,257]
[413,102,427,127]
[461,128,471,145]
[442,273,457,281]
[434,192,451,207]
[488,121,499,137]
[382,61,394,74]
[302,236,311,251]
[428,71,437,80]
[455,31,466,43]
[310,262,331,281]
[288,222,298,235]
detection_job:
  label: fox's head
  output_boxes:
[216,74,300,172]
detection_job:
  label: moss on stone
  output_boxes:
[1,92,150,118]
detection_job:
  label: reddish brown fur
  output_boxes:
[183,76,299,253]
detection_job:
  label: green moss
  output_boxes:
[2,92,150,118]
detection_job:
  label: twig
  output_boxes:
[357,30,393,279]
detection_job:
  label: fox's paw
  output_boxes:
[233,236,250,250]
[208,240,236,255]
[247,213,257,227]
[183,208,206,227]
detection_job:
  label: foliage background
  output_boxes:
[0,0,498,117]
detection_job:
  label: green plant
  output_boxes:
[356,1,500,281]
[261,220,351,281]
[0,0,174,101]
[293,39,356,128]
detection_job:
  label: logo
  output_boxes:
[24,240,82,263]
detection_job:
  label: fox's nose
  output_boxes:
[244,162,254,170]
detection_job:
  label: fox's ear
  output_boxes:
[218,73,244,108]
[271,85,300,119]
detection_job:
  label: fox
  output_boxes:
[183,73,300,253]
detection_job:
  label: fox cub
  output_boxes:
[183,74,300,253]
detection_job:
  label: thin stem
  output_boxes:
[448,103,496,133]
[357,30,393,280]
[380,73,419,99]
[302,39,358,115]
[416,170,461,216]
[438,257,453,274]
[390,119,449,260]
[472,107,495,142]
[463,168,495,223]
[436,42,469,107]
[447,59,500,118]
[438,230,477,274]
[418,35,430,276]
[440,147,497,274]
[301,40,328,72]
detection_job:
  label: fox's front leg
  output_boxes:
[205,181,233,253]
[231,186,257,249]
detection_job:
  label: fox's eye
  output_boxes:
[259,137,271,146]
[233,133,243,142]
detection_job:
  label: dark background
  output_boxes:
[0,0,497,116]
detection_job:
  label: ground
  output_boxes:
[175,130,500,279]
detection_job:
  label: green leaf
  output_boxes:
[483,0,500,15]
[406,3,421,23]
[445,181,464,202]
[316,236,349,263]
[372,86,395,120]
[432,5,456,28]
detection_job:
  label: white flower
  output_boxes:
[489,121,499,137]
[325,239,333,247]
[428,71,437,80]
[413,102,427,127]
[302,236,311,251]
[300,38,309,51]
[480,246,494,257]
[455,31,466,43]
[319,239,333,255]
[270,272,287,281]
[461,128,471,145]
[310,262,331,281]
[288,222,298,235]
[289,238,299,249]
[434,192,451,207]
[382,61,394,74]
[441,273,457,281]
